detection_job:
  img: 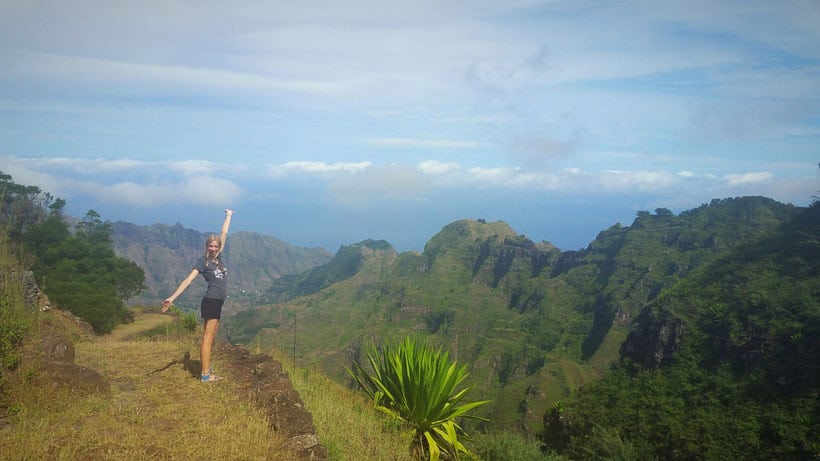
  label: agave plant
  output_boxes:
[347,336,490,461]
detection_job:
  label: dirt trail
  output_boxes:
[99,312,173,342]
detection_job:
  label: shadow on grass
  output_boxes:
[149,352,201,379]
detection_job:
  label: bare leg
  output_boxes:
[201,318,220,376]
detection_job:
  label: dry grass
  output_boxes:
[0,312,295,460]
[274,352,416,461]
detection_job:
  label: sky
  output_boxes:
[1,1,818,253]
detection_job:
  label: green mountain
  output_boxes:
[542,202,819,460]
[265,239,397,304]
[111,222,333,313]
[222,196,807,439]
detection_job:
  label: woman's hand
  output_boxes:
[225,209,234,216]
[161,299,172,313]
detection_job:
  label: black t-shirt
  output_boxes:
[194,256,227,300]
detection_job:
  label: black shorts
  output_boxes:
[200,297,225,320]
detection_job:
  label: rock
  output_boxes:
[37,360,110,395]
[620,305,684,368]
[216,342,329,460]
[41,335,75,363]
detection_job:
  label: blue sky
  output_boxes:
[1,1,818,253]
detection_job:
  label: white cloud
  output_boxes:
[417,160,460,175]
[176,176,242,206]
[0,156,242,208]
[423,165,682,194]
[267,161,372,177]
[71,176,241,208]
[167,160,227,176]
[723,172,773,186]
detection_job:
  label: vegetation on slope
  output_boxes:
[223,198,803,436]
[541,204,819,459]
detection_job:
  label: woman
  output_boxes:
[162,209,234,382]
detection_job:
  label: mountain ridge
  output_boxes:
[220,195,805,435]
[542,202,819,459]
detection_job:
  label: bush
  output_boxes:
[0,236,35,367]
[0,237,36,409]
[137,306,199,338]
[467,431,563,461]
[0,270,33,371]
[23,211,145,334]
[347,336,490,461]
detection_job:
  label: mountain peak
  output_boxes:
[423,219,518,256]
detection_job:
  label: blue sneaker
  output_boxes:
[200,373,222,382]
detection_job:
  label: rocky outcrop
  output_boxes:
[620,305,684,368]
[216,342,329,460]
[34,309,109,395]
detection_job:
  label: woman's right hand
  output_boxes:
[161,299,172,313]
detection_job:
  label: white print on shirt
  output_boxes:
[214,266,226,279]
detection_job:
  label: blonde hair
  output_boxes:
[204,234,222,260]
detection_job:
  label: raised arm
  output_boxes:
[162,269,200,312]
[220,209,234,252]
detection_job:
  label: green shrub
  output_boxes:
[0,237,34,369]
[180,311,198,332]
[347,336,490,461]
[466,431,563,461]
[0,278,32,370]
[0,238,36,404]
[138,306,199,337]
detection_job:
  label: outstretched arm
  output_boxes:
[220,209,234,252]
[161,269,199,312]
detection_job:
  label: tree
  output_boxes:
[76,209,113,245]
[48,198,66,217]
[0,172,58,237]
[23,208,145,333]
